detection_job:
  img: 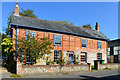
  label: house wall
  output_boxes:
[12,27,107,65]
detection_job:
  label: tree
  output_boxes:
[17,33,53,65]
[2,37,13,57]
[5,9,37,37]
[5,12,13,37]
[0,33,2,55]
[19,9,37,18]
[1,33,9,57]
[51,19,74,26]
[1,36,16,73]
[83,24,92,29]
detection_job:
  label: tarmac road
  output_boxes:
[2,70,120,80]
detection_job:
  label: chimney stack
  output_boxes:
[95,22,99,31]
[14,2,19,15]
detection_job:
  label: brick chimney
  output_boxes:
[95,22,99,31]
[14,2,19,15]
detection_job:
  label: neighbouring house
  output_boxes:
[108,39,120,63]
[10,2,108,65]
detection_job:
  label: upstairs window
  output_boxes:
[97,53,102,60]
[114,46,119,55]
[81,39,87,48]
[97,41,102,49]
[54,35,62,46]
[54,50,62,63]
[26,31,36,40]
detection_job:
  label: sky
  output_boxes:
[1,2,118,40]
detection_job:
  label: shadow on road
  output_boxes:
[2,75,120,80]
[79,74,120,80]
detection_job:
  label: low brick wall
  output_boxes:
[99,63,120,70]
[16,60,89,75]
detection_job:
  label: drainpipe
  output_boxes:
[106,39,109,63]
[15,25,18,58]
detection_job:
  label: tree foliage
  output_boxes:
[5,9,37,37]
[0,33,2,53]
[83,24,92,29]
[5,12,13,37]
[2,37,13,57]
[51,19,74,26]
[17,33,53,63]
[19,9,37,18]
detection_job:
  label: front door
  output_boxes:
[69,53,74,64]
[114,55,118,63]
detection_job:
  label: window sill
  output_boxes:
[81,47,87,48]
[54,45,62,46]
[97,48,102,49]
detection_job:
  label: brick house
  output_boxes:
[10,3,108,65]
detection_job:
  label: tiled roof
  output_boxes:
[108,39,120,47]
[11,14,108,40]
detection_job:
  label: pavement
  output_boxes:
[0,66,12,78]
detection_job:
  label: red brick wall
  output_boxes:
[12,28,107,64]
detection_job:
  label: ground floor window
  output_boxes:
[97,53,102,60]
[25,54,36,65]
[54,50,62,63]
[81,52,87,63]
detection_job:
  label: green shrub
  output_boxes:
[91,65,94,68]
[104,67,111,70]
[46,60,54,65]
[10,74,17,77]
[73,56,79,65]
[16,75,22,77]
[10,74,22,77]
[63,72,69,75]
[91,69,97,72]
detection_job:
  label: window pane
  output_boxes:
[81,39,87,48]
[81,52,87,63]
[26,31,36,39]
[108,48,110,51]
[25,53,36,64]
[97,53,102,60]
[97,41,102,49]
[114,51,118,55]
[54,50,62,63]
[54,35,62,46]
[114,47,118,50]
